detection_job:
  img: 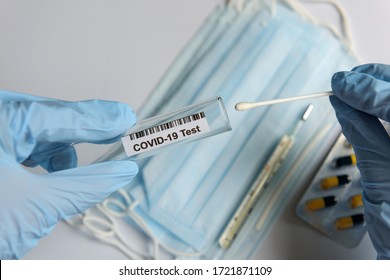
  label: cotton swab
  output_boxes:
[235,91,334,111]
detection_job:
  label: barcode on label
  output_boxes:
[128,112,206,140]
[121,111,210,158]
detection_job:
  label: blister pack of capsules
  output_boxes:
[296,133,366,248]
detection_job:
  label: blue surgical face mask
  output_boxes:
[78,0,360,259]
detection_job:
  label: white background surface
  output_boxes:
[0,0,388,259]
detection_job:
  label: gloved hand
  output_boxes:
[330,63,390,260]
[0,90,138,259]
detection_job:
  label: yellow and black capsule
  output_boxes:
[334,154,356,168]
[350,194,363,209]
[306,196,337,211]
[335,214,364,230]
[320,174,352,190]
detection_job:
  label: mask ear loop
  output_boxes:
[101,189,203,259]
[80,205,151,259]
[64,187,160,259]
[64,203,151,259]
[280,0,360,61]
[101,191,159,259]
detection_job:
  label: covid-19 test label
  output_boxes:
[121,112,210,157]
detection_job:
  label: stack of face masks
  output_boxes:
[77,0,360,259]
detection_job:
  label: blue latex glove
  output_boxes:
[330,63,390,260]
[0,90,138,259]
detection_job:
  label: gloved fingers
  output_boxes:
[352,63,390,82]
[331,70,390,122]
[23,144,78,172]
[0,98,136,163]
[40,160,138,219]
[330,96,390,183]
[26,99,136,143]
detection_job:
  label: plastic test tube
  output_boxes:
[120,96,231,160]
